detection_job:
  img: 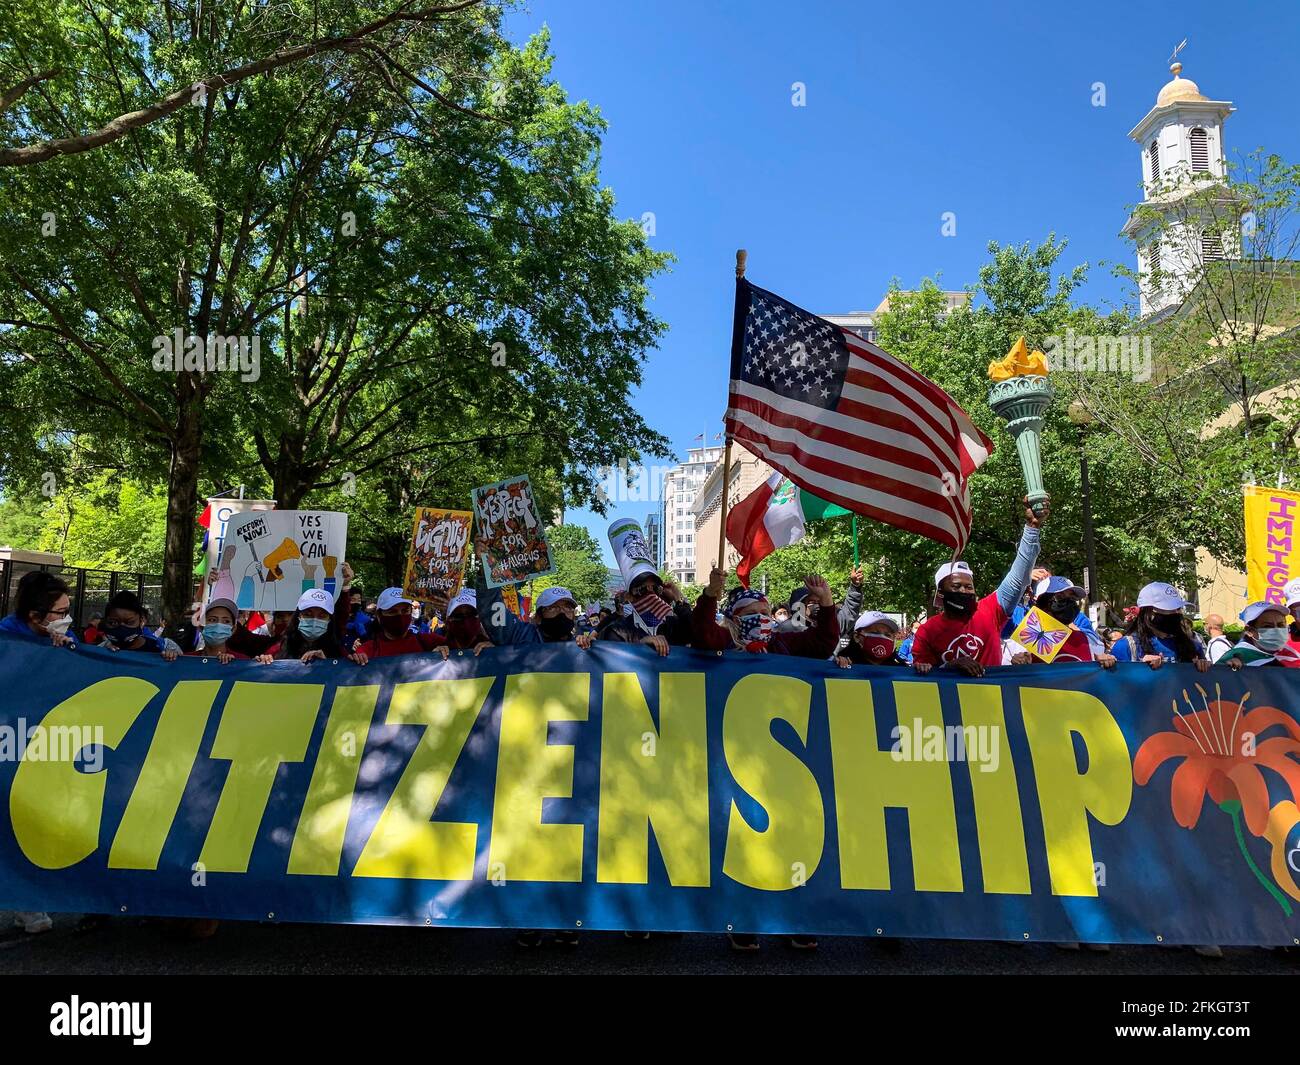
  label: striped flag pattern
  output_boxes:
[725,279,993,552]
[632,591,673,622]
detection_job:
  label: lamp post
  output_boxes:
[1067,401,1100,607]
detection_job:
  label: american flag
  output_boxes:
[725,279,993,552]
[632,591,673,622]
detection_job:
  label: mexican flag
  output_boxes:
[1220,639,1300,668]
[726,473,851,587]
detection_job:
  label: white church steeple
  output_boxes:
[1122,51,1236,317]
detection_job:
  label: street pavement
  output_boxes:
[2,911,1296,975]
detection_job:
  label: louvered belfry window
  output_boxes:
[1149,140,1161,185]
[1190,128,1210,173]
[1202,230,1225,262]
[1147,241,1163,290]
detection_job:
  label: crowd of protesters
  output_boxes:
[4,493,1297,951]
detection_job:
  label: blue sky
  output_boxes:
[503,1,1300,564]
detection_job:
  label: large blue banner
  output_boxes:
[1,633,1299,944]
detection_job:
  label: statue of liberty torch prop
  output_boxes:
[987,337,1054,517]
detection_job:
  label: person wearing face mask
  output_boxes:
[186,599,247,664]
[912,497,1049,677]
[1218,602,1300,669]
[427,589,494,660]
[353,587,439,658]
[1002,564,1105,658]
[595,573,693,656]
[693,568,838,659]
[836,611,908,668]
[1007,576,1117,668]
[0,570,77,650]
[0,571,71,935]
[99,591,180,660]
[344,588,375,645]
[256,589,368,666]
[779,567,866,655]
[1110,582,1210,671]
[598,523,695,657]
[472,536,597,653]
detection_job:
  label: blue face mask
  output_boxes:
[298,617,329,641]
[1256,627,1288,652]
[205,622,233,645]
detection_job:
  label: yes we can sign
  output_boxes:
[471,475,555,589]
[222,510,349,612]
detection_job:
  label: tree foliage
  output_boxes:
[0,2,671,620]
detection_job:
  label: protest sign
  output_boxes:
[202,497,276,606]
[223,510,348,612]
[403,508,473,604]
[471,475,554,589]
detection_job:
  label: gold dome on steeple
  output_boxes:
[1156,61,1208,107]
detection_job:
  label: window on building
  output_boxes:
[1201,230,1225,262]
[1148,139,1161,185]
[1190,127,1210,173]
[1146,241,1163,291]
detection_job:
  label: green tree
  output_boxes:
[1069,150,1300,574]
[532,523,609,606]
[0,2,670,622]
[852,237,1189,614]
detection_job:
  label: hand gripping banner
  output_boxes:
[1,634,1298,944]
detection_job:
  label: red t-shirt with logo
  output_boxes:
[912,594,1007,667]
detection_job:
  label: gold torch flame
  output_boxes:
[988,336,1049,382]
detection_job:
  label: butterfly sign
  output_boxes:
[1010,606,1072,663]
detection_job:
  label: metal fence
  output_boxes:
[0,559,163,632]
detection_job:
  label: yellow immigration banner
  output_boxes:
[1244,485,1300,607]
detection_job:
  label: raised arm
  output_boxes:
[994,499,1048,616]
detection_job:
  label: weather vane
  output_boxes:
[1168,38,1188,67]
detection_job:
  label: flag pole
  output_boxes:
[852,514,859,568]
[717,249,746,570]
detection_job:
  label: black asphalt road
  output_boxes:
[2,911,1296,974]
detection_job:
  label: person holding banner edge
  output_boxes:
[912,497,1048,678]
[1110,582,1210,671]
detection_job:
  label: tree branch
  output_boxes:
[0,1,487,166]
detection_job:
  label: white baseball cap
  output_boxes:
[854,610,899,634]
[446,589,476,616]
[934,561,973,589]
[1136,581,1186,611]
[535,586,576,610]
[1283,577,1300,608]
[1035,575,1084,598]
[296,588,335,614]
[377,587,414,611]
[1240,601,1284,625]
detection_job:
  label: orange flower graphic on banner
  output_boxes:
[1134,684,1300,913]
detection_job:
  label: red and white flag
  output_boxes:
[725,279,993,552]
